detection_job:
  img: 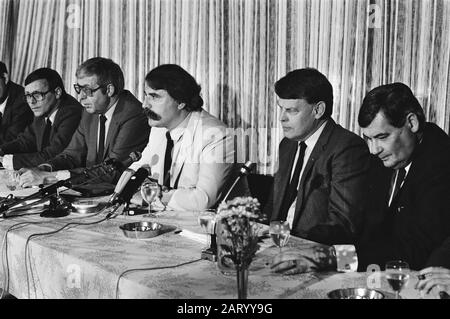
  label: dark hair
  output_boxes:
[145,64,203,112]
[358,82,425,130]
[25,67,66,96]
[76,57,124,95]
[275,68,333,118]
[0,61,7,74]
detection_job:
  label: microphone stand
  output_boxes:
[200,161,255,262]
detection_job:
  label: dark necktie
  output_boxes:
[97,115,107,163]
[163,131,174,187]
[42,118,52,149]
[278,141,307,221]
[389,168,406,206]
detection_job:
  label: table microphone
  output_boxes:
[102,151,142,171]
[115,167,149,205]
[107,169,135,205]
[220,161,255,204]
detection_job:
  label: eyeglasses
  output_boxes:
[73,83,108,97]
[23,89,53,102]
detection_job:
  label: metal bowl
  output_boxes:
[72,200,100,214]
[120,221,163,239]
[327,288,385,299]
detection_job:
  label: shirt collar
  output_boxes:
[168,112,192,142]
[404,162,412,176]
[301,120,328,149]
[102,99,118,122]
[0,96,8,114]
[45,100,60,124]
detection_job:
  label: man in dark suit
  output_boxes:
[0,68,82,169]
[356,82,450,271]
[0,61,34,144]
[272,82,450,275]
[265,68,370,246]
[18,57,150,187]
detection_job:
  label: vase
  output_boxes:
[216,218,236,274]
[236,267,248,299]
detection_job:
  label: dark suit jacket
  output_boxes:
[357,123,450,271]
[0,81,34,144]
[266,119,371,245]
[47,90,150,183]
[426,237,450,269]
[0,94,83,169]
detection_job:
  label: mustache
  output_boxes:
[143,107,161,121]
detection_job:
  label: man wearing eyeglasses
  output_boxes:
[0,68,82,170]
[18,57,150,188]
[0,61,33,145]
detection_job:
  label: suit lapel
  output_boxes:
[272,140,297,221]
[103,93,125,160]
[36,118,46,151]
[87,114,99,164]
[171,111,200,187]
[292,120,335,226]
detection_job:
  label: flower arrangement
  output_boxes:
[216,196,265,271]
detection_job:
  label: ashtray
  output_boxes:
[120,221,163,239]
[72,200,100,214]
[327,288,385,299]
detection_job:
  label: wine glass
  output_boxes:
[198,210,217,259]
[385,260,410,299]
[269,221,291,253]
[140,181,160,217]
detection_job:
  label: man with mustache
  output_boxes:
[19,57,150,188]
[272,82,450,274]
[0,61,33,145]
[0,68,82,169]
[129,64,234,211]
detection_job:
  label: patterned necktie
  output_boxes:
[42,118,52,149]
[278,141,307,221]
[163,131,174,187]
[97,115,107,163]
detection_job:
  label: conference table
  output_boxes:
[0,194,426,299]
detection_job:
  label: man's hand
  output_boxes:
[18,168,57,188]
[415,267,450,298]
[270,245,337,275]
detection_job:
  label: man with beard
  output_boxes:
[0,68,82,169]
[129,64,234,211]
[0,61,34,145]
[18,57,150,188]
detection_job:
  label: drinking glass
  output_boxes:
[269,221,291,253]
[5,170,20,191]
[198,210,217,258]
[140,181,160,217]
[385,260,410,299]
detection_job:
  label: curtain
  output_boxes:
[1,0,450,174]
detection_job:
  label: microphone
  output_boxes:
[0,152,143,217]
[62,151,143,189]
[102,151,142,171]
[221,161,255,204]
[115,167,149,205]
[107,168,135,205]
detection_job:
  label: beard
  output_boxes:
[143,107,161,121]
